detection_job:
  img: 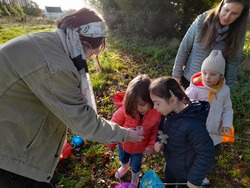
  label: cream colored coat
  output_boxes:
[186,72,233,145]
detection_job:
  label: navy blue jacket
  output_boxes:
[158,100,215,186]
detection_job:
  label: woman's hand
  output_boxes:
[126,129,144,143]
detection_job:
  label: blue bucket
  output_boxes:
[71,134,85,147]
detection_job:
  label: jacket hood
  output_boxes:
[190,72,226,89]
[171,100,210,125]
[190,72,204,87]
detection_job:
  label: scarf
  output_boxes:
[202,77,224,103]
[66,27,97,112]
[215,24,229,43]
[192,73,224,103]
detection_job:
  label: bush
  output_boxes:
[90,0,219,41]
[1,5,11,16]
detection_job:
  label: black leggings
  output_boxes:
[0,168,54,188]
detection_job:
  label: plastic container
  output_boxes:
[71,134,85,147]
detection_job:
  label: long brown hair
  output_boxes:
[197,0,249,58]
[124,74,154,118]
[57,8,105,51]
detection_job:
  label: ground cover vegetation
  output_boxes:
[0,1,249,187]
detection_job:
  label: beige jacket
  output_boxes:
[0,31,128,182]
[186,72,233,145]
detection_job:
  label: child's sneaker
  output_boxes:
[201,177,210,186]
[115,163,130,178]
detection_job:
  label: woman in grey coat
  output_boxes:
[172,0,249,91]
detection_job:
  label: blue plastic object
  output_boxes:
[71,134,85,147]
[139,170,164,188]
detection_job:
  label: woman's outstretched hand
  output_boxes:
[126,128,144,143]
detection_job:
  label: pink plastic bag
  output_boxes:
[115,182,136,188]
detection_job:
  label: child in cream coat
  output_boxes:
[186,50,234,185]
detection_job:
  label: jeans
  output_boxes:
[118,145,143,173]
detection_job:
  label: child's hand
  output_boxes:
[154,142,163,152]
[187,181,199,188]
[220,127,232,136]
[144,147,154,155]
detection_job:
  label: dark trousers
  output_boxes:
[164,164,188,188]
[180,76,190,90]
[214,144,222,157]
[0,168,54,188]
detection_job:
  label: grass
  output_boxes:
[0,21,249,187]
[0,24,55,43]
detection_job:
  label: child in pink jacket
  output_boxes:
[107,74,161,187]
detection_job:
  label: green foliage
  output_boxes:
[13,4,25,16]
[0,4,24,17]
[103,36,180,78]
[244,146,250,163]
[1,5,11,16]
[22,1,42,17]
[230,36,250,133]
[0,1,42,17]
[90,0,219,40]
[0,24,55,44]
[7,4,22,16]
[178,0,220,34]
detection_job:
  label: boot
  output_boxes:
[129,171,140,188]
[115,162,130,178]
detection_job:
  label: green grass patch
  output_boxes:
[0,24,55,43]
